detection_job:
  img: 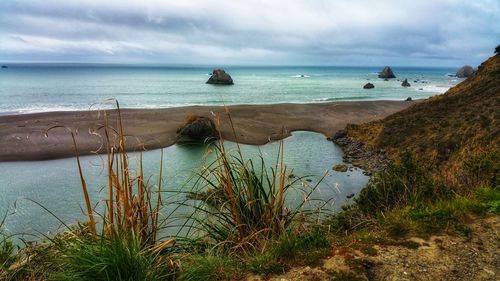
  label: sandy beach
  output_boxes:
[0,101,414,161]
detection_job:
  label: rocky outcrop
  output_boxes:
[456,65,474,78]
[378,66,396,79]
[363,83,375,89]
[206,68,234,85]
[177,116,219,144]
[330,130,389,175]
[401,79,411,87]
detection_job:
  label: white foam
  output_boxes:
[291,74,310,78]
[417,85,450,94]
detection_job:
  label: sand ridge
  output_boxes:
[0,101,414,161]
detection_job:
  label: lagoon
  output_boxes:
[0,131,368,239]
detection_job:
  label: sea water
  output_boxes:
[0,131,368,238]
[0,64,460,114]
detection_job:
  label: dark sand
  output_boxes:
[0,101,414,161]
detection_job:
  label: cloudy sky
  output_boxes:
[1,0,499,66]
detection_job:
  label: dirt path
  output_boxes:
[248,215,499,281]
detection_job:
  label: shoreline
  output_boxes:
[0,100,415,161]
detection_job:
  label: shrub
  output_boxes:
[53,232,175,281]
[180,253,240,281]
[0,212,15,273]
[355,151,436,215]
[187,139,318,250]
[463,150,500,188]
[249,226,331,274]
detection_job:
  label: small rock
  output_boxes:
[405,97,412,101]
[363,82,375,89]
[401,79,411,87]
[333,164,349,172]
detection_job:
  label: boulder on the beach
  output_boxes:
[456,65,474,78]
[401,79,411,87]
[406,97,413,101]
[363,83,375,89]
[177,116,219,144]
[378,66,396,79]
[206,68,234,85]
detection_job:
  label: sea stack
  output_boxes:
[401,79,411,87]
[363,83,375,89]
[378,66,396,78]
[206,68,234,85]
[456,65,474,78]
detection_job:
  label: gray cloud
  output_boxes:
[0,0,499,66]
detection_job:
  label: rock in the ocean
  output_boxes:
[406,97,413,101]
[333,164,348,172]
[456,65,474,78]
[363,83,375,89]
[206,68,234,85]
[378,66,396,78]
[177,116,219,143]
[401,79,411,87]
[1,65,7,68]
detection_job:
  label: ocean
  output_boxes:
[0,64,460,114]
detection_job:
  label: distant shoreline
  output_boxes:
[0,101,415,162]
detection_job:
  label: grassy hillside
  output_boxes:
[346,53,500,188]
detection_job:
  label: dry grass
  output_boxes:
[71,101,173,250]
[184,110,323,253]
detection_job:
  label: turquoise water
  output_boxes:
[0,64,460,114]
[0,131,368,238]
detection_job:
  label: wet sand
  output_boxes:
[0,101,414,161]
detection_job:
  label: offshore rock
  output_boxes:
[401,79,411,87]
[363,83,375,89]
[378,66,396,79]
[456,65,474,78]
[206,68,234,85]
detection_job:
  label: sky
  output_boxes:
[0,0,499,66]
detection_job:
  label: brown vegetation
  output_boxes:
[346,53,500,188]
